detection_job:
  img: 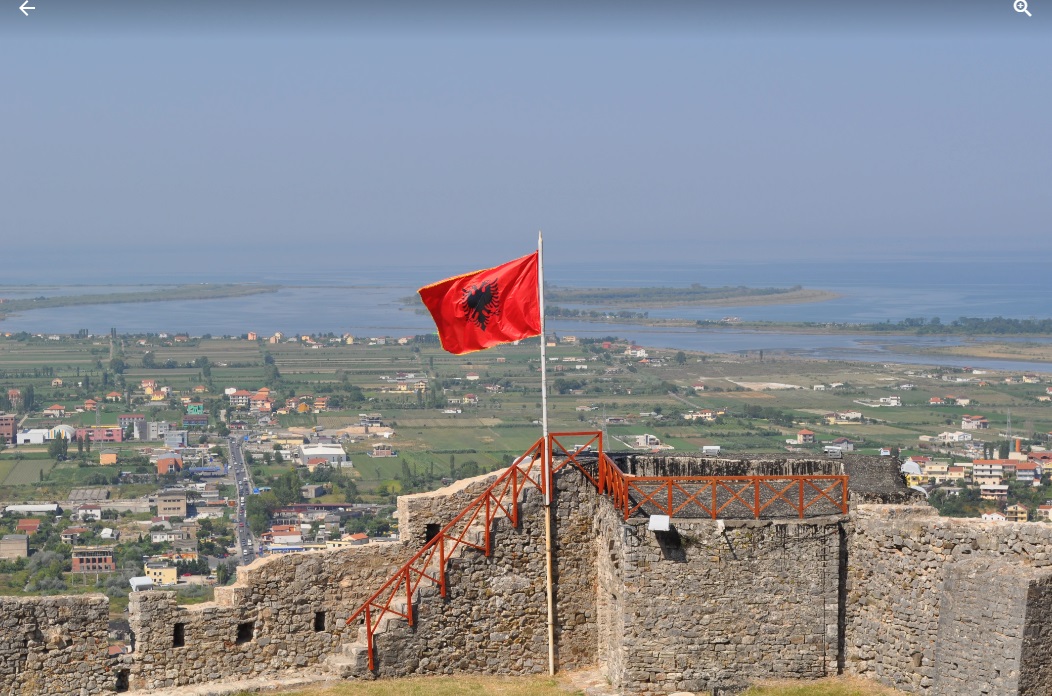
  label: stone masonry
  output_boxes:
[3,455,1052,695]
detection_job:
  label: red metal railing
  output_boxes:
[346,436,550,670]
[346,431,848,670]
[591,450,849,519]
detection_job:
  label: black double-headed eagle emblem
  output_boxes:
[461,280,500,332]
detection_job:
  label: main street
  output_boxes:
[227,436,257,564]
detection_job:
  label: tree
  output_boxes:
[675,351,687,365]
[48,435,69,461]
[142,351,157,369]
[109,357,126,374]
[23,385,35,413]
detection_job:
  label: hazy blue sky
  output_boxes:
[2,1,1048,273]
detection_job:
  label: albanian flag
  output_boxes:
[418,252,542,355]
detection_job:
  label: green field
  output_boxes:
[1,332,1051,503]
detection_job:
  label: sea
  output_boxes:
[3,259,1052,374]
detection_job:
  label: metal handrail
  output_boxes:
[346,432,849,670]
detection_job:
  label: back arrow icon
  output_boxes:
[20,0,35,16]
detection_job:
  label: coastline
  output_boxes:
[0,284,281,322]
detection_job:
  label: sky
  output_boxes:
[1,1,1049,274]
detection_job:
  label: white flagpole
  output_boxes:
[538,230,556,676]
[539,231,551,498]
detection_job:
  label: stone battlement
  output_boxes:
[0,454,1047,696]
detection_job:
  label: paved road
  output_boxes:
[227,437,258,564]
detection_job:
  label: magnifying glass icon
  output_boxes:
[1015,0,1032,16]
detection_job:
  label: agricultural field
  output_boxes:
[1,332,1051,504]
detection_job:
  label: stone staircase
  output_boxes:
[324,519,493,677]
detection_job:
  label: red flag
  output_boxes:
[418,252,541,355]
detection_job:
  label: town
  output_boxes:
[1,330,1051,631]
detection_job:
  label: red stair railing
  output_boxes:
[346,432,849,670]
[346,436,551,670]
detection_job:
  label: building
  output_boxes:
[100,449,119,466]
[182,414,208,429]
[15,519,41,535]
[71,546,116,573]
[42,404,66,418]
[797,430,816,444]
[118,414,146,434]
[61,527,89,543]
[146,421,171,441]
[634,434,662,448]
[17,429,48,445]
[0,534,28,559]
[187,402,205,415]
[267,525,302,545]
[156,491,187,519]
[164,430,189,449]
[76,504,102,521]
[1006,504,1029,523]
[962,415,990,430]
[369,443,396,458]
[75,426,123,443]
[301,484,327,499]
[298,443,349,468]
[144,563,178,586]
[229,390,253,408]
[0,413,15,443]
[979,485,1009,502]
[1015,462,1043,485]
[156,453,183,475]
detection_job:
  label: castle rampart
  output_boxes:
[1,454,1051,696]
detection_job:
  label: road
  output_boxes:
[227,437,258,564]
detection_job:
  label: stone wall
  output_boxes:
[596,508,845,695]
[0,595,113,695]
[846,504,1052,696]
[128,540,413,690]
[9,458,1052,696]
[1019,573,1052,695]
[371,464,600,676]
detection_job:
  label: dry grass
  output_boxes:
[241,674,903,696]
[267,675,577,696]
[745,675,904,695]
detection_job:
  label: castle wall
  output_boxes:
[127,540,413,690]
[846,505,1052,696]
[370,466,600,676]
[9,461,1052,696]
[0,595,112,696]
[598,512,844,695]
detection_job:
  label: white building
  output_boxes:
[298,443,350,468]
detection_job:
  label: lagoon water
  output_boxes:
[3,259,1051,373]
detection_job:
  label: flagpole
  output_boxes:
[538,230,556,677]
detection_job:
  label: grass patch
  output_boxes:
[275,675,579,696]
[745,676,903,695]
[239,674,904,696]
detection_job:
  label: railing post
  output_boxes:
[438,535,447,598]
[485,494,492,557]
[754,476,761,518]
[601,452,610,496]
[510,467,519,527]
[405,568,413,626]
[711,481,717,520]
[667,480,673,516]
[798,479,805,519]
[365,604,375,671]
